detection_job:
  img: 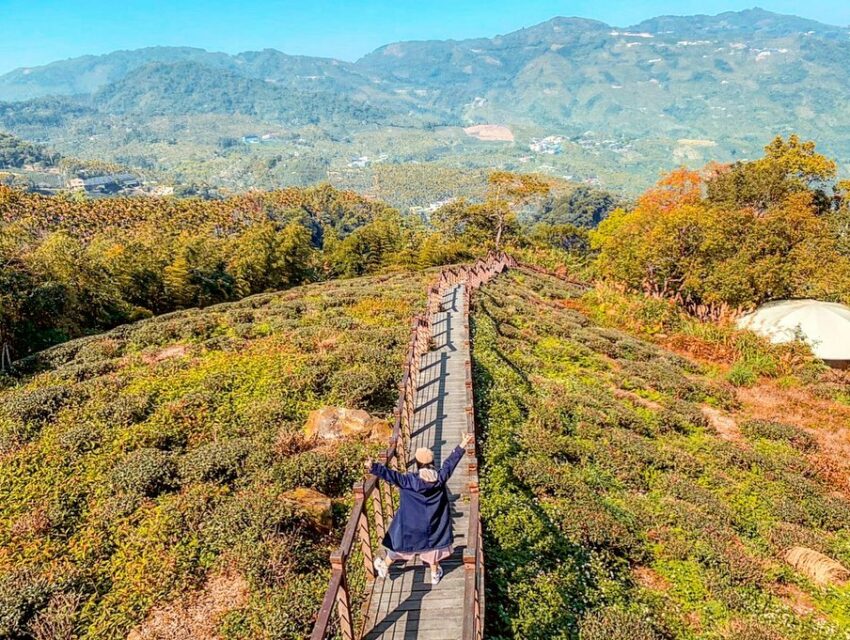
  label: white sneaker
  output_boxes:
[374,557,389,579]
[430,565,443,585]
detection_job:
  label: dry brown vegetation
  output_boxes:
[128,572,249,640]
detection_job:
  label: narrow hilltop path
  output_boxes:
[360,283,471,640]
[311,253,512,640]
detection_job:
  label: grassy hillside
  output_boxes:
[472,269,850,639]
[0,271,427,639]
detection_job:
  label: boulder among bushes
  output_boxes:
[303,406,391,442]
[281,488,333,533]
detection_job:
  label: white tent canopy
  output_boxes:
[736,299,850,363]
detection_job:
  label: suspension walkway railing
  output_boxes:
[310,252,515,640]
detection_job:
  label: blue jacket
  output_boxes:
[370,445,465,552]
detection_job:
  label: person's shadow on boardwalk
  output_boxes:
[364,559,465,638]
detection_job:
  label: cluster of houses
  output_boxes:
[3,168,144,196]
[346,153,389,169]
[67,173,140,193]
[529,135,566,155]
[241,132,281,144]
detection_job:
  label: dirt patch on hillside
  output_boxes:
[463,124,515,142]
[771,582,826,619]
[737,383,850,431]
[127,571,249,640]
[142,344,188,364]
[736,382,850,494]
[633,566,671,591]
[702,406,741,442]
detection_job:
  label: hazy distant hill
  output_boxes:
[95,61,387,125]
[0,47,235,100]
[1,9,849,195]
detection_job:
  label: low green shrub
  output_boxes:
[55,421,102,455]
[273,441,374,497]
[202,485,311,557]
[727,361,758,387]
[97,393,154,428]
[109,448,177,497]
[740,420,817,452]
[0,272,428,639]
[473,271,848,639]
[657,398,708,433]
[579,606,663,640]
[2,384,70,427]
[0,568,53,637]
[178,439,251,484]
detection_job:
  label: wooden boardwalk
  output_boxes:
[361,283,471,640]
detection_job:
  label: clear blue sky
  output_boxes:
[2,0,849,74]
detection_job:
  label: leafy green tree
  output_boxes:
[539,185,621,228]
[434,171,550,249]
[328,213,407,277]
[163,253,197,309]
[275,221,315,288]
[416,231,474,267]
[33,233,129,325]
[528,223,589,253]
[593,139,850,311]
[707,135,837,214]
[229,222,286,296]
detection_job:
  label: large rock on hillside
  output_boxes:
[304,407,391,442]
[282,487,333,532]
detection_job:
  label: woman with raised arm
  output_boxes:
[365,433,474,585]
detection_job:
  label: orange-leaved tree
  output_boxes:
[592,137,850,312]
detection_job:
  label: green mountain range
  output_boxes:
[1,8,849,197]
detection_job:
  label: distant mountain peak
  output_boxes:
[630,7,842,37]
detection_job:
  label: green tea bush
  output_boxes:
[273,441,373,497]
[549,497,646,561]
[724,619,787,640]
[0,272,428,639]
[616,360,704,402]
[219,577,329,640]
[55,359,118,382]
[178,439,251,484]
[109,448,177,497]
[611,336,663,362]
[657,398,707,433]
[579,606,663,640]
[55,421,102,455]
[473,271,848,639]
[766,522,830,555]
[0,568,53,637]
[661,475,732,526]
[97,393,154,427]
[202,486,311,560]
[2,384,70,427]
[740,420,817,452]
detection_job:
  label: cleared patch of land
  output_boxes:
[462,124,515,142]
